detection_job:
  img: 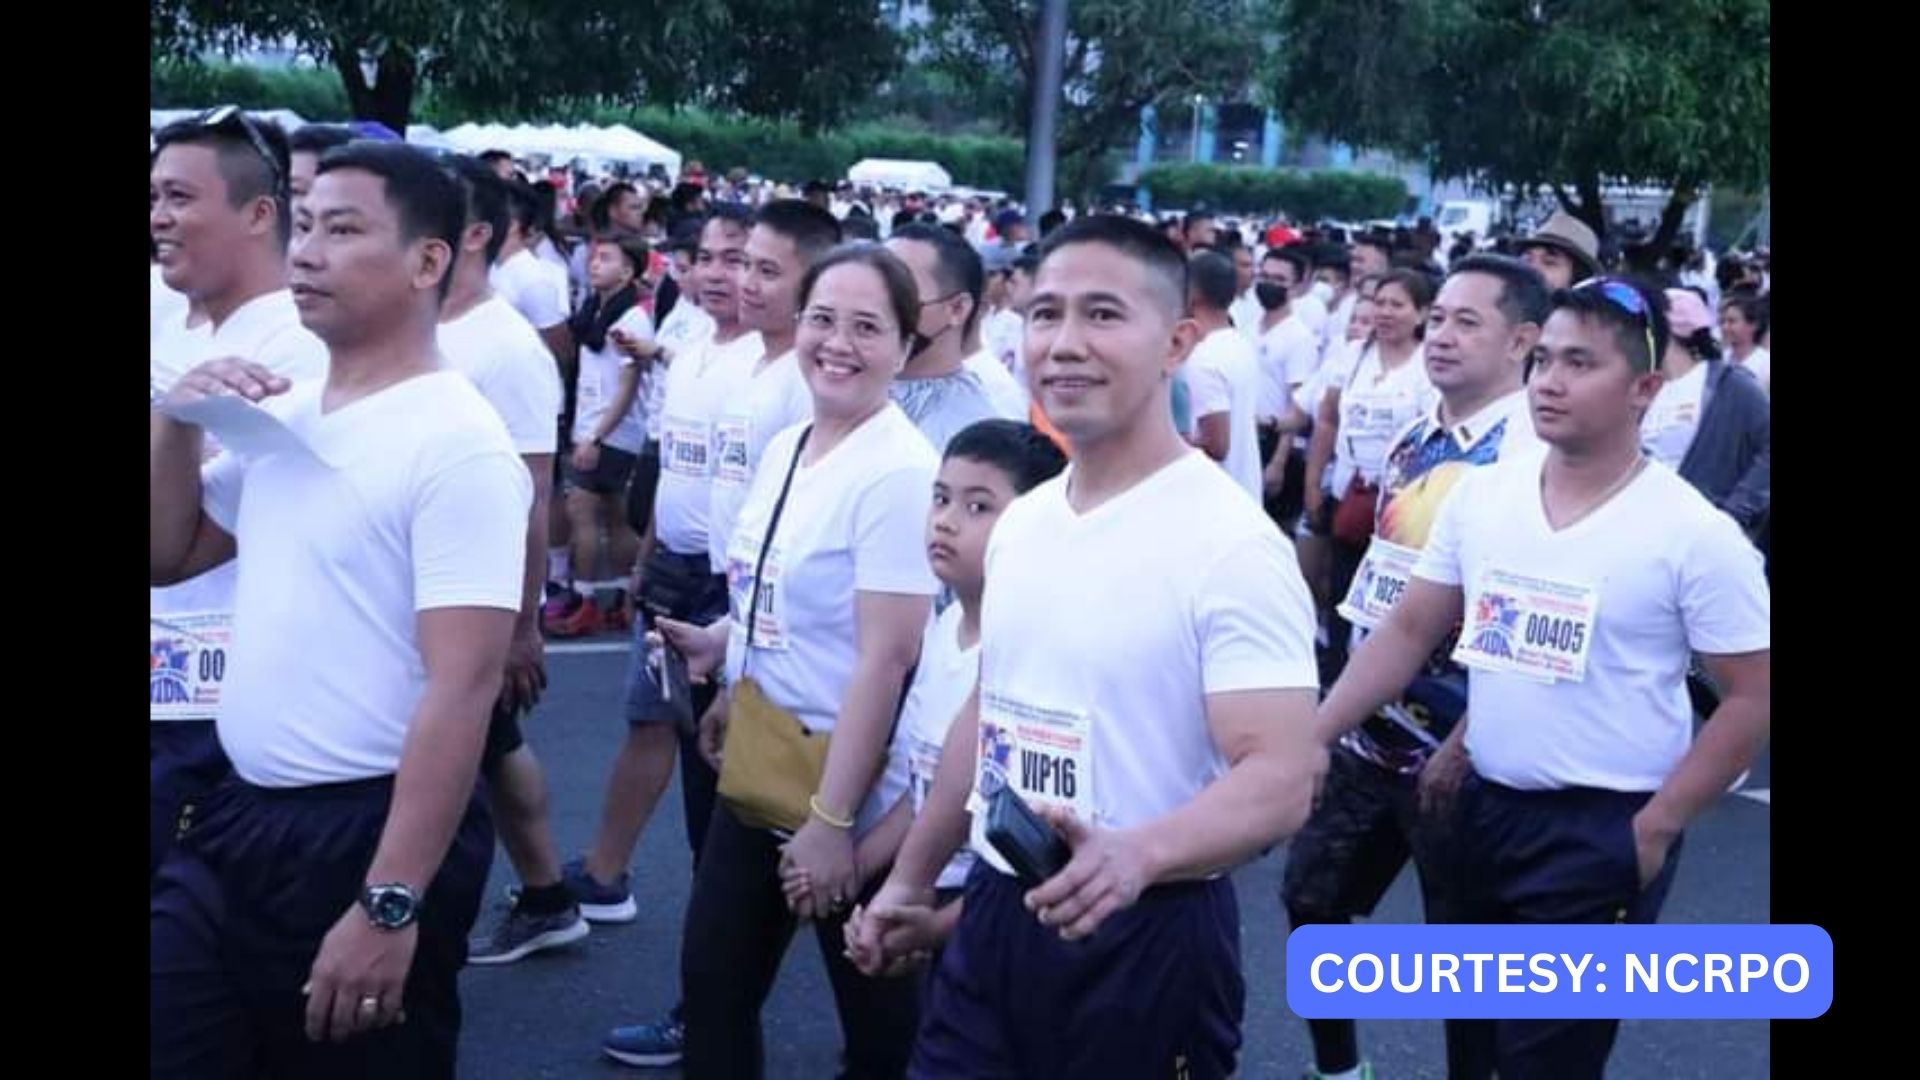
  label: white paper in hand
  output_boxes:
[163,394,321,465]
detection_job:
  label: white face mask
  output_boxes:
[1310,280,1336,305]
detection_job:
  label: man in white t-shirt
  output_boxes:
[434,158,591,965]
[491,179,574,366]
[1252,247,1324,531]
[286,124,353,211]
[151,142,530,1077]
[1315,245,1359,356]
[1315,277,1770,1079]
[706,200,841,577]
[1227,239,1265,342]
[858,215,1325,1078]
[1184,249,1265,501]
[565,208,762,954]
[1282,254,1550,1080]
[886,224,1008,450]
[149,109,329,879]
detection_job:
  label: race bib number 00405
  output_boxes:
[1452,567,1599,683]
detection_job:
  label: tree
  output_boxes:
[1268,0,1770,252]
[151,0,902,134]
[921,0,1271,203]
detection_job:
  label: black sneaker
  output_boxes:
[468,904,590,965]
[504,858,638,924]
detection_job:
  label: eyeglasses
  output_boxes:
[1572,277,1657,371]
[191,105,286,198]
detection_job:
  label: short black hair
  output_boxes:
[753,199,844,264]
[1182,210,1216,237]
[1010,251,1040,278]
[1448,253,1551,328]
[288,124,353,157]
[945,419,1069,495]
[1354,235,1394,262]
[1263,246,1311,283]
[1313,243,1353,279]
[445,156,512,266]
[840,214,881,242]
[1187,249,1239,312]
[890,222,985,330]
[1036,214,1188,319]
[503,179,540,233]
[1721,289,1769,338]
[591,181,640,232]
[477,149,514,167]
[315,142,465,301]
[594,230,652,278]
[153,111,292,247]
[1550,276,1670,373]
[1037,208,1068,237]
[798,242,921,348]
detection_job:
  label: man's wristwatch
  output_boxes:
[360,882,422,931]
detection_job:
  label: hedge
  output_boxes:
[1137,163,1408,221]
[151,61,1026,192]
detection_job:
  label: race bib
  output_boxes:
[906,733,942,815]
[970,690,1092,821]
[662,416,711,479]
[1337,537,1421,629]
[1452,567,1599,683]
[150,612,233,721]
[714,415,752,488]
[726,542,789,652]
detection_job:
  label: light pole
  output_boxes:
[1190,94,1205,163]
[1025,0,1068,217]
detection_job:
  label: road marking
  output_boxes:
[546,641,630,655]
[1734,787,1769,805]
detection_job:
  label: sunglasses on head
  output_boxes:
[191,105,286,198]
[1572,277,1657,372]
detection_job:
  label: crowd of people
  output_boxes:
[151,109,1770,1080]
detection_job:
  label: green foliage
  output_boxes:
[151,58,349,119]
[150,60,1026,191]
[150,0,903,132]
[1137,163,1408,220]
[1268,0,1770,242]
[922,0,1273,200]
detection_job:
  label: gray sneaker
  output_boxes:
[468,904,590,965]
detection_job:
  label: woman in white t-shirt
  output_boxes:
[1719,291,1770,395]
[1304,269,1437,658]
[655,244,940,1077]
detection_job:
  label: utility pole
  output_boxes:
[1025,0,1068,217]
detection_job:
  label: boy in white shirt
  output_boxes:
[1315,277,1771,1079]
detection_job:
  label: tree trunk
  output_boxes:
[331,43,418,133]
[1650,184,1698,254]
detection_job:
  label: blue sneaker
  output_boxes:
[503,858,637,924]
[603,1017,685,1068]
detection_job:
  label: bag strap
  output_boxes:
[742,425,811,675]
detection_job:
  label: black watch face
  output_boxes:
[370,889,414,927]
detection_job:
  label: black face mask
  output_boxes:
[1255,282,1290,311]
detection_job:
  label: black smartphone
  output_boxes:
[985,787,1071,886]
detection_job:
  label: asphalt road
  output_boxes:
[458,645,1771,1079]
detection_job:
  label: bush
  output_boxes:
[1138,163,1407,221]
[151,59,350,121]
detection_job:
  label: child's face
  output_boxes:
[927,455,1021,595]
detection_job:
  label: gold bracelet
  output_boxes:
[809,794,854,830]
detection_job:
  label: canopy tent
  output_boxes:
[440,122,681,178]
[847,158,953,192]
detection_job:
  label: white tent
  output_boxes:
[405,124,456,150]
[847,158,953,192]
[440,122,681,178]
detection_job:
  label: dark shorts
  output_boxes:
[151,719,232,880]
[624,547,729,729]
[150,775,493,1079]
[1281,743,1458,923]
[1258,424,1308,534]
[564,443,639,495]
[911,864,1244,1080]
[480,699,526,778]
